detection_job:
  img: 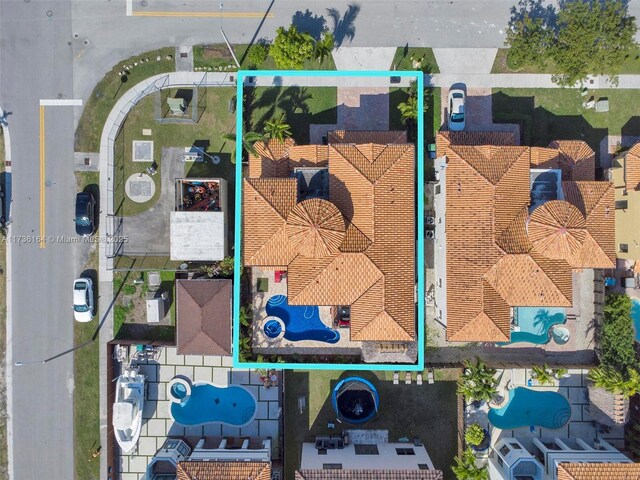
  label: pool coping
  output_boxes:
[232,70,425,371]
[167,380,258,429]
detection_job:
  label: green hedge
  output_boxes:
[600,293,638,374]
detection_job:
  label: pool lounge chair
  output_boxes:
[405,372,412,384]
[393,372,399,385]
[416,373,423,385]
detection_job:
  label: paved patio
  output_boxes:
[465,369,625,455]
[118,347,281,480]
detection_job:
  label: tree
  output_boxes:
[457,358,498,403]
[464,424,487,448]
[263,114,292,141]
[270,25,315,69]
[531,364,555,386]
[221,131,264,163]
[314,32,334,64]
[452,448,489,480]
[600,293,638,374]
[398,95,420,122]
[504,0,637,86]
[247,40,270,68]
[588,366,640,398]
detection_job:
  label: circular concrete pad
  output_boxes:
[125,173,155,203]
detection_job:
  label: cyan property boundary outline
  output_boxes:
[233,70,424,371]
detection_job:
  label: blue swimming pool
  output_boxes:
[632,299,640,342]
[170,383,256,427]
[500,307,566,345]
[488,387,571,430]
[265,295,340,343]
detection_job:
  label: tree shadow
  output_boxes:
[291,9,327,40]
[509,0,557,29]
[327,3,361,48]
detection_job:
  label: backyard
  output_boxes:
[244,86,337,145]
[284,370,459,480]
[113,86,237,217]
[493,88,640,163]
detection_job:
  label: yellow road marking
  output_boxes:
[39,105,45,249]
[132,11,273,18]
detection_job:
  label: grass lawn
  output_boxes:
[74,242,100,480]
[284,370,458,480]
[114,87,236,217]
[193,44,336,71]
[246,87,337,144]
[392,47,439,74]
[492,47,640,75]
[492,88,640,162]
[0,130,7,479]
[75,48,176,153]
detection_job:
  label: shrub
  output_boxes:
[457,358,498,403]
[531,364,555,386]
[588,366,640,398]
[600,293,638,374]
[452,448,488,480]
[464,424,486,448]
[247,40,270,67]
[270,25,314,69]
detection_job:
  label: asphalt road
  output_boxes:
[4,1,640,479]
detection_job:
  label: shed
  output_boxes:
[176,279,232,356]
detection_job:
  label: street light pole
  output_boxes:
[219,1,241,69]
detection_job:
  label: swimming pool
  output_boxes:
[488,387,571,430]
[632,299,640,342]
[501,307,566,345]
[264,295,340,343]
[169,382,257,427]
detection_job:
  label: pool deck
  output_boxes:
[250,267,363,354]
[464,369,625,457]
[117,347,282,480]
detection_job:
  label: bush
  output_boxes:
[464,424,486,448]
[247,40,270,67]
[600,293,638,374]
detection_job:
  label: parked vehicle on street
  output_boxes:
[73,277,94,322]
[75,192,96,236]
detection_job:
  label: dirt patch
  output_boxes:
[200,45,233,61]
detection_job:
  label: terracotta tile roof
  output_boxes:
[288,145,330,168]
[557,462,640,480]
[177,461,271,480]
[286,199,346,258]
[444,136,613,342]
[243,136,415,341]
[435,131,516,157]
[623,143,640,190]
[296,470,444,480]
[548,140,596,181]
[328,130,408,144]
[176,279,232,355]
[249,139,295,178]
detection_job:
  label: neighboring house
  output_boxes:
[243,132,416,357]
[295,429,442,480]
[434,133,614,342]
[170,178,228,261]
[489,437,638,480]
[606,143,640,260]
[146,437,271,480]
[176,279,232,356]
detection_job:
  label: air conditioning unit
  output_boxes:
[426,230,435,239]
[426,216,435,225]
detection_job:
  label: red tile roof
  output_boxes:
[177,461,271,480]
[296,470,444,480]
[557,462,640,480]
[442,134,614,342]
[244,134,415,341]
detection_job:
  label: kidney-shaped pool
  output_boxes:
[488,387,571,430]
[170,382,257,427]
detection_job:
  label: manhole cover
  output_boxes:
[140,0,148,7]
[73,33,79,39]
[83,39,90,46]
[45,180,52,187]
[46,9,53,17]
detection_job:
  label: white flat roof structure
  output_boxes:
[170,211,226,261]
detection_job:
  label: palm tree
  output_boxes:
[452,448,489,480]
[263,114,292,142]
[398,95,419,122]
[314,32,334,64]
[531,364,555,386]
[221,131,264,163]
[457,358,498,404]
[588,366,640,397]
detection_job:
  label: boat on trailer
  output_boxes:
[112,367,145,453]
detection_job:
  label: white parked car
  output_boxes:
[73,278,94,322]
[448,88,466,131]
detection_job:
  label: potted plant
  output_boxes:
[457,358,498,407]
[531,364,555,386]
[452,447,489,480]
[465,423,490,453]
